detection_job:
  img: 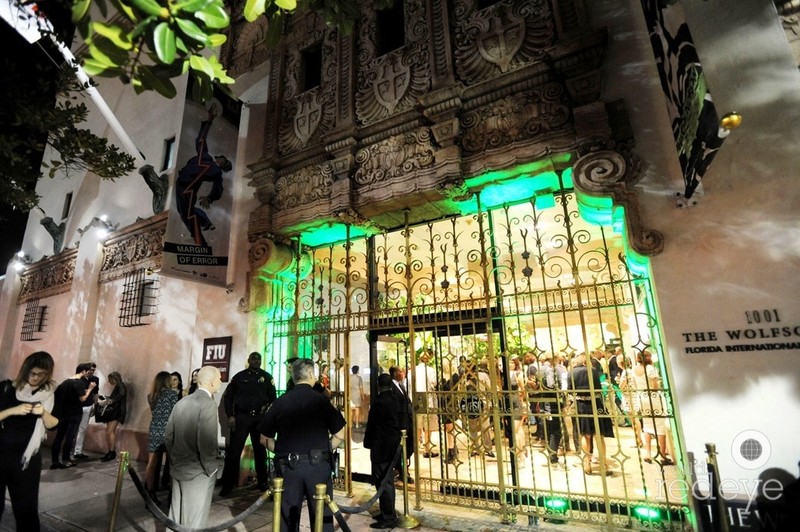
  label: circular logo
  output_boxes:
[731,430,771,469]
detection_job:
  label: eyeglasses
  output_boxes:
[29,370,47,378]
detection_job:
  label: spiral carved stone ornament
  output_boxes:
[571,150,631,192]
[572,150,664,256]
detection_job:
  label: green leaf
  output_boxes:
[206,55,234,84]
[175,17,209,44]
[195,3,230,28]
[207,33,227,47]
[90,22,133,50]
[153,22,177,63]
[110,0,137,21]
[274,0,296,9]
[88,40,129,68]
[137,66,178,98]
[174,0,214,12]
[82,58,113,77]
[189,55,214,79]
[72,0,92,23]
[130,16,157,40]
[243,0,267,22]
[132,0,169,19]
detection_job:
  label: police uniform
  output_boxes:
[259,383,345,532]
[220,366,276,493]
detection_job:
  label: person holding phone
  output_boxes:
[0,351,59,530]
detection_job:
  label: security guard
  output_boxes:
[220,352,276,495]
[259,358,346,532]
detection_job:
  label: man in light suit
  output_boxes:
[165,366,222,527]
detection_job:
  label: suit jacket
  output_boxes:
[165,389,221,481]
[364,389,401,464]
[389,382,414,455]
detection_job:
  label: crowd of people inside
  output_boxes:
[413,346,678,476]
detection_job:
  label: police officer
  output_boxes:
[220,352,276,495]
[259,358,345,532]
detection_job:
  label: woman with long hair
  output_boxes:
[169,371,184,398]
[0,351,59,530]
[157,371,185,489]
[187,368,200,395]
[99,372,127,462]
[144,371,179,504]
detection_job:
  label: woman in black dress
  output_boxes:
[0,351,59,530]
[99,371,127,462]
[569,354,614,475]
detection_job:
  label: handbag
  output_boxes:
[95,400,118,423]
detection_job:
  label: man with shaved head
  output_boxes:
[165,366,222,527]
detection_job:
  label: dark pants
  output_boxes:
[544,416,562,462]
[372,461,396,523]
[51,414,81,463]
[221,413,268,490]
[0,451,42,530]
[276,459,333,532]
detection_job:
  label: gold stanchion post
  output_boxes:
[705,443,731,532]
[314,483,327,532]
[107,451,129,532]
[397,429,419,529]
[272,477,284,532]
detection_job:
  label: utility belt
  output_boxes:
[275,449,332,469]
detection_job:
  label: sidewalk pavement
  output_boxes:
[1,451,600,532]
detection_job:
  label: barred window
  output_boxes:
[119,268,160,327]
[21,298,47,341]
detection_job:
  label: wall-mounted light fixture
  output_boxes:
[720,112,743,130]
[12,251,32,272]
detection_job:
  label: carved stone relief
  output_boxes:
[356,0,431,125]
[277,18,336,154]
[99,214,167,283]
[460,82,571,155]
[453,0,555,85]
[227,15,270,78]
[273,164,335,211]
[18,249,77,304]
[353,128,435,186]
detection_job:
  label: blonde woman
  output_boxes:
[98,371,127,462]
[144,371,178,504]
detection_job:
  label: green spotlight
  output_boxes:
[633,505,662,522]
[543,496,569,513]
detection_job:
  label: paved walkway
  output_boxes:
[0,451,603,532]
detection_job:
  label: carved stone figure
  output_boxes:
[139,164,170,214]
[40,216,65,256]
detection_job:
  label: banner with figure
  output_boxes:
[162,79,241,286]
[641,0,731,200]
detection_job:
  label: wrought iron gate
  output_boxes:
[267,181,691,530]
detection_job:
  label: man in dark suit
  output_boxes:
[165,366,222,528]
[389,366,414,483]
[364,373,401,528]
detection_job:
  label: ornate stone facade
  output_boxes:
[98,212,167,283]
[18,250,77,304]
[231,0,652,259]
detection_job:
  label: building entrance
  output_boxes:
[266,181,691,530]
